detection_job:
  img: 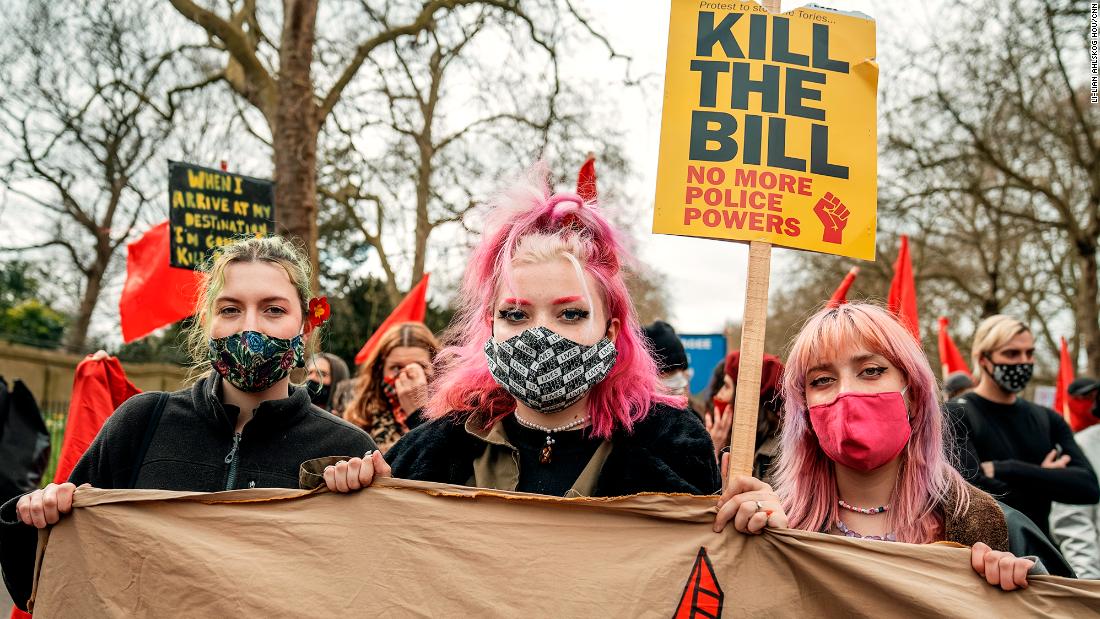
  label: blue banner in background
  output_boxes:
[680,334,727,397]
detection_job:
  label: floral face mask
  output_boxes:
[208,330,305,393]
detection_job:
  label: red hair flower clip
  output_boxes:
[305,296,331,335]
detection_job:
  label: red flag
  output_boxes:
[887,235,920,342]
[119,221,204,343]
[354,274,430,365]
[577,153,597,203]
[53,356,141,484]
[827,266,859,307]
[1054,337,1074,422]
[937,317,971,379]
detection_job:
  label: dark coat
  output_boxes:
[942,482,1076,577]
[385,403,722,496]
[0,374,375,611]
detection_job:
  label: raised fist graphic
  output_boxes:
[813,192,849,244]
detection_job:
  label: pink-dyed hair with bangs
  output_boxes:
[772,303,970,544]
[424,164,682,438]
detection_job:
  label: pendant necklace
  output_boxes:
[513,414,589,464]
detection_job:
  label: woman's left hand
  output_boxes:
[714,452,788,534]
[394,363,429,412]
[970,542,1033,591]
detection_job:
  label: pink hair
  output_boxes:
[773,303,969,543]
[425,163,681,438]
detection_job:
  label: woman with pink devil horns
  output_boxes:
[322,164,721,497]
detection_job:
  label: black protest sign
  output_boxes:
[168,161,275,270]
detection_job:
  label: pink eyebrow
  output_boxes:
[503,298,532,306]
[552,296,582,304]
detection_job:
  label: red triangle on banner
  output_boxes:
[672,547,724,619]
[354,273,430,365]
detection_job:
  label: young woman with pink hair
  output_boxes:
[714,303,1074,590]
[323,166,720,497]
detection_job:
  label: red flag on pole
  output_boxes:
[577,153,598,203]
[1054,336,1074,422]
[827,266,859,308]
[887,235,920,342]
[354,274,430,365]
[937,317,971,379]
[119,221,204,343]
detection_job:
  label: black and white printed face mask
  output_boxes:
[986,361,1034,394]
[484,326,618,414]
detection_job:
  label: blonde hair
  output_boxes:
[970,314,1030,382]
[183,236,315,379]
[505,233,601,340]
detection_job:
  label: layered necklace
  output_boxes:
[835,498,895,542]
[513,414,589,464]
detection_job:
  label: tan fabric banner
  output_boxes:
[30,479,1100,617]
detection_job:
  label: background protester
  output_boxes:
[705,351,784,482]
[643,320,691,396]
[322,165,721,498]
[642,320,710,418]
[1051,377,1100,578]
[715,303,1075,590]
[1065,377,1100,434]
[341,321,439,452]
[950,315,1099,543]
[0,378,50,506]
[0,236,375,612]
[942,370,974,401]
[700,359,727,413]
[306,352,350,413]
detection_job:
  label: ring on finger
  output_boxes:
[754,500,764,512]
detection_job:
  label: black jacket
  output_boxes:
[949,393,1099,541]
[385,403,722,496]
[0,374,375,611]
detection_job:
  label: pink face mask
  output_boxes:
[808,390,911,473]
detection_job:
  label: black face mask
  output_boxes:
[983,358,1033,394]
[306,379,331,408]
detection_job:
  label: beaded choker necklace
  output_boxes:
[838,499,889,515]
[513,414,589,464]
[836,520,897,542]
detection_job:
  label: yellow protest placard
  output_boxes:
[653,1,878,260]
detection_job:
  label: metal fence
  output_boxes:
[39,401,69,487]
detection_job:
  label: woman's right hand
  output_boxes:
[714,453,788,534]
[323,450,392,493]
[704,404,733,452]
[16,483,78,528]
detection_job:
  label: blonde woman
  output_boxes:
[0,236,375,612]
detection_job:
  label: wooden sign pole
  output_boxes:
[726,0,780,484]
[727,241,772,481]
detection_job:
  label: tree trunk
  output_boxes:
[65,243,111,353]
[1076,240,1100,377]
[273,0,320,291]
[412,134,431,286]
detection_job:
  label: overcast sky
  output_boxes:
[577,1,886,334]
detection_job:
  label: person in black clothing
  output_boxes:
[322,167,721,497]
[950,314,1099,542]
[1,236,375,611]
